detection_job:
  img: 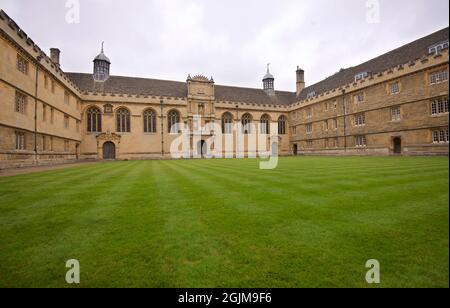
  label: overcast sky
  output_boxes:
[1,0,448,91]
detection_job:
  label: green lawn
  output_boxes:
[0,157,448,288]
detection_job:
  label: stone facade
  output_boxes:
[0,10,448,169]
[290,56,449,156]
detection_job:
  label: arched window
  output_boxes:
[242,113,252,134]
[278,115,287,135]
[143,109,157,133]
[222,112,233,134]
[168,110,180,133]
[87,107,102,133]
[260,114,270,135]
[116,108,130,133]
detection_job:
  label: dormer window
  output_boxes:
[306,91,316,99]
[429,40,449,55]
[354,72,370,82]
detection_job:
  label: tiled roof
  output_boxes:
[297,27,449,100]
[215,85,295,105]
[67,27,448,106]
[66,73,296,105]
[66,73,188,98]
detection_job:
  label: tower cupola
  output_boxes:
[93,42,111,82]
[263,63,275,96]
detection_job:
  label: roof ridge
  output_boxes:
[66,72,187,85]
[66,72,296,94]
[298,26,449,100]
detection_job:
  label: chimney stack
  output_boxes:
[50,48,60,67]
[296,66,305,97]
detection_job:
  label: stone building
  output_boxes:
[0,10,448,169]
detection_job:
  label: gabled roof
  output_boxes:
[67,27,448,106]
[66,73,296,105]
[297,27,449,100]
[66,73,188,98]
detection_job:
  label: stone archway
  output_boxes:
[96,130,122,160]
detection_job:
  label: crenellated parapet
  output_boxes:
[288,48,449,112]
[0,10,83,99]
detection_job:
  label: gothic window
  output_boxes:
[278,116,287,135]
[87,107,102,133]
[241,113,252,134]
[168,110,180,133]
[260,115,270,135]
[222,112,233,134]
[116,108,131,133]
[144,109,157,133]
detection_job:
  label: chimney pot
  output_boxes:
[296,67,305,97]
[50,48,60,66]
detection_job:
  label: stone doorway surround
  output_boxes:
[96,130,122,160]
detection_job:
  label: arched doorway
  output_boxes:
[103,142,116,160]
[393,137,402,154]
[197,140,207,157]
[293,144,298,156]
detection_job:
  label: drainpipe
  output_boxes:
[34,56,42,163]
[342,89,347,152]
[236,105,239,158]
[160,99,164,157]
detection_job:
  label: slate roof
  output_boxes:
[66,27,449,105]
[297,27,449,100]
[66,73,296,105]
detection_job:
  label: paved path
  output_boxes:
[0,161,100,177]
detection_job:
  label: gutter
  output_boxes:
[160,99,164,156]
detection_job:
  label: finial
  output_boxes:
[101,41,104,53]
[267,63,271,72]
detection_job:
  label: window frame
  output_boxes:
[16,54,29,75]
[15,91,27,114]
[431,97,449,116]
[354,113,366,126]
[168,110,181,134]
[221,112,233,135]
[355,135,367,148]
[390,82,400,95]
[143,109,157,134]
[64,115,70,129]
[241,113,253,135]
[15,131,25,150]
[116,108,131,133]
[278,115,287,135]
[86,107,102,133]
[433,128,449,144]
[391,106,401,122]
[260,114,270,135]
